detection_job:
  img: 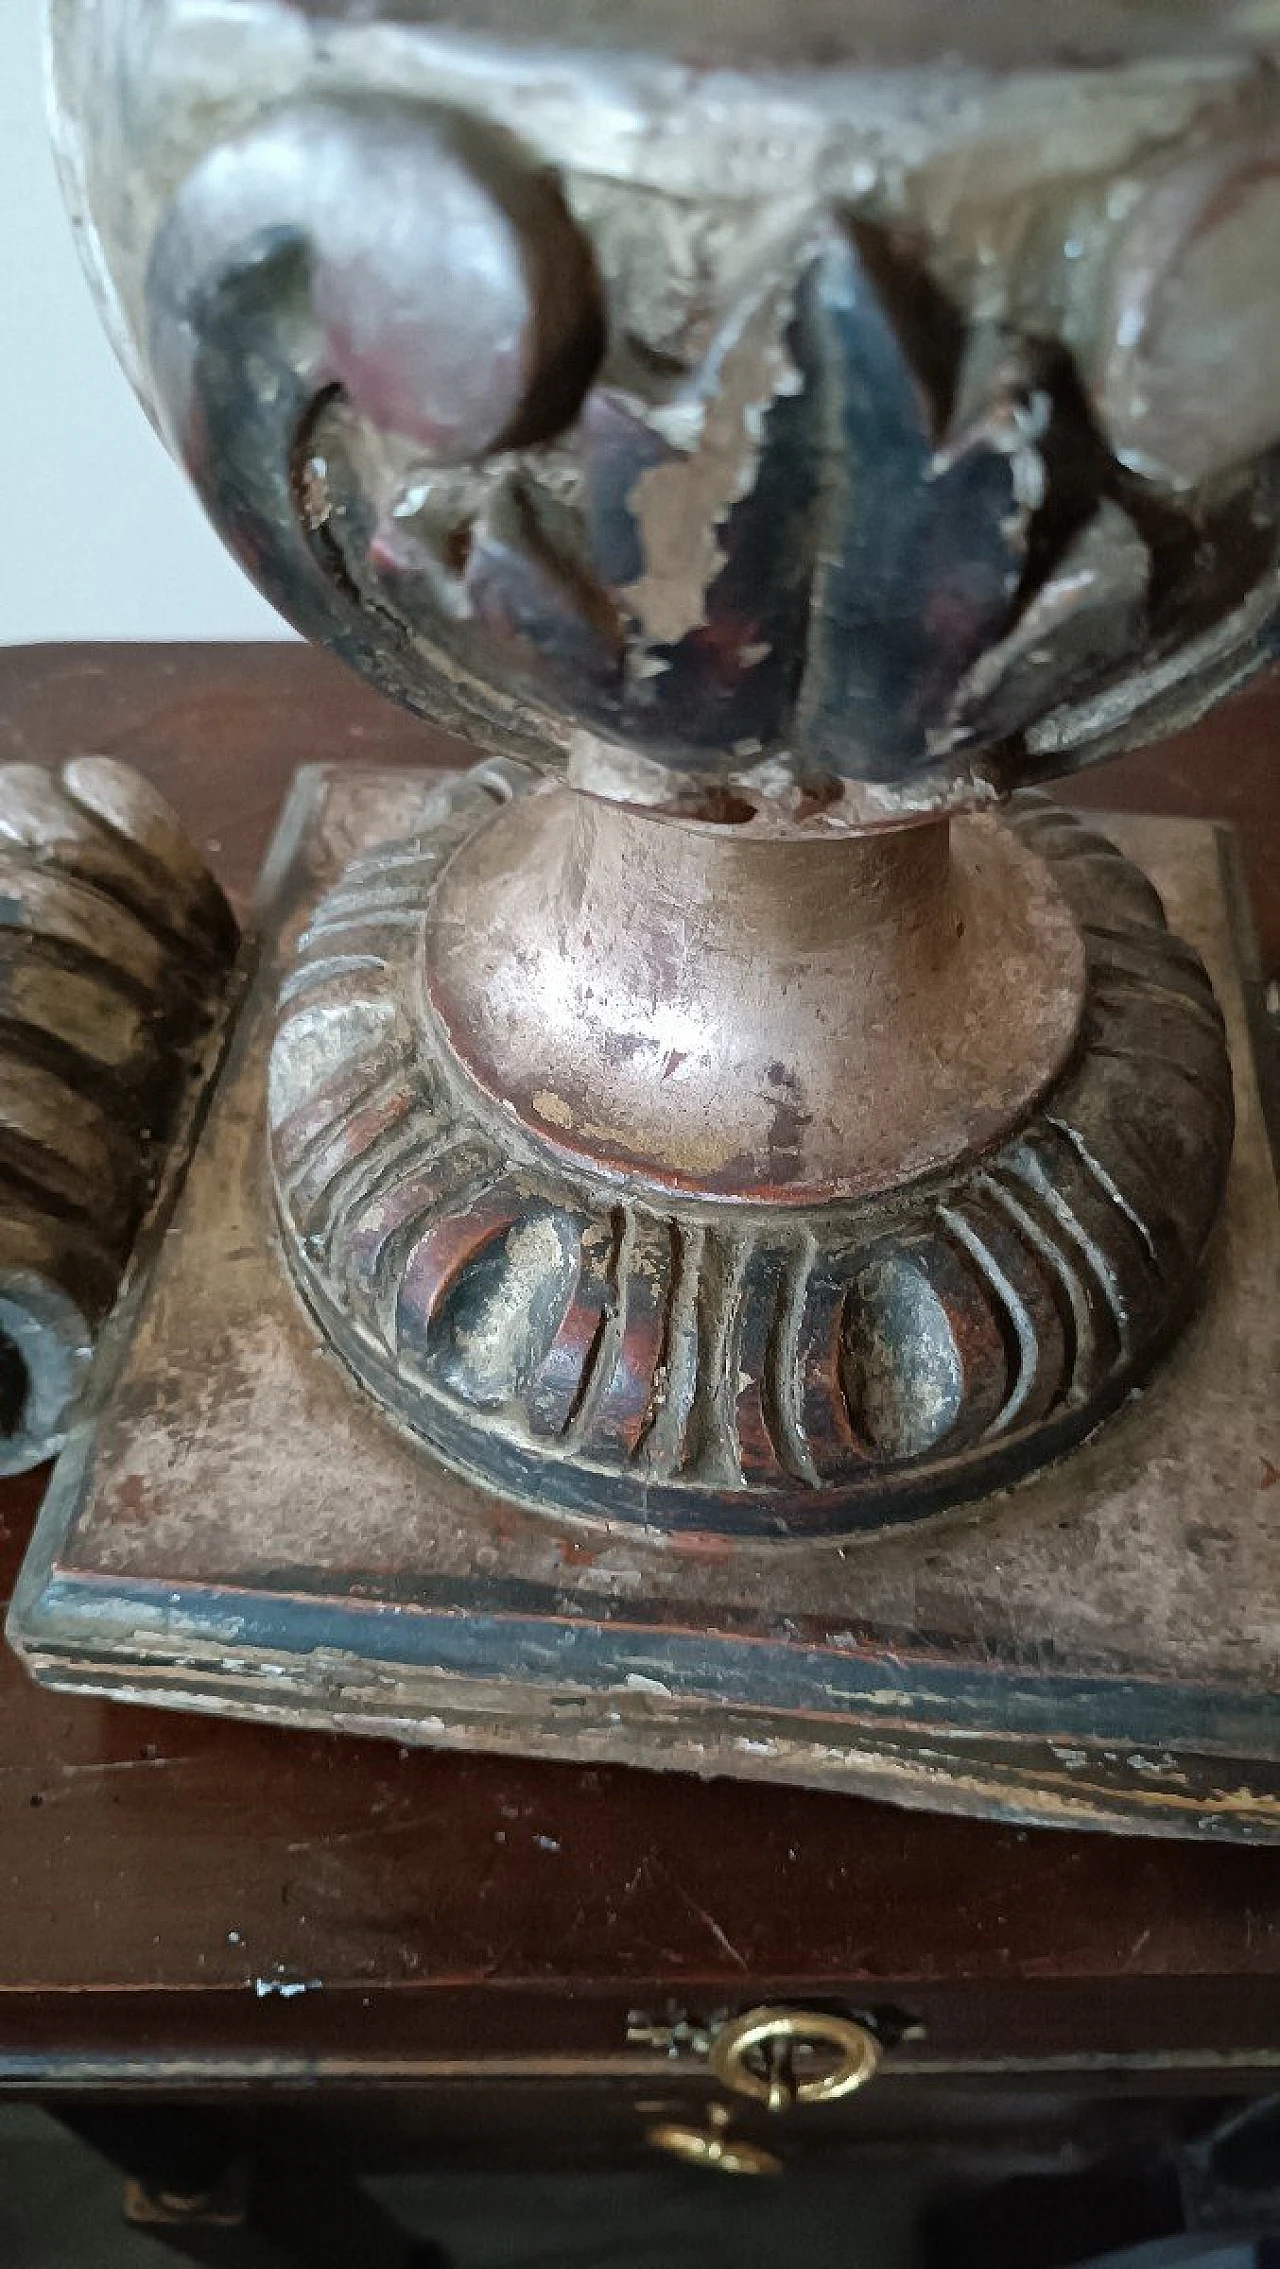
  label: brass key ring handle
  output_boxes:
[710,2008,881,2110]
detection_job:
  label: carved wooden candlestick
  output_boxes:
[9,1,1277,1832]
[268,768,1227,1537]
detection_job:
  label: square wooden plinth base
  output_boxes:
[8,776,1279,1841]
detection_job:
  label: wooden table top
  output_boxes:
[0,642,1276,2088]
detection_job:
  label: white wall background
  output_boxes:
[0,10,286,642]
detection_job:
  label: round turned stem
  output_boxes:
[422,782,1086,1204]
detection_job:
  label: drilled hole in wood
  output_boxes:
[0,1330,29,1441]
[678,790,759,826]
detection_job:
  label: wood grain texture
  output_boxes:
[0,643,1276,2084]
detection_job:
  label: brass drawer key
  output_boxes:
[645,2104,783,2179]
